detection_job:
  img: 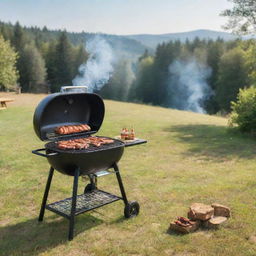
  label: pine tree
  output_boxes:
[153,41,182,106]
[205,40,224,113]
[19,43,46,92]
[11,22,26,51]
[44,40,57,87]
[52,32,74,91]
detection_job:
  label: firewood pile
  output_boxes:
[169,203,231,234]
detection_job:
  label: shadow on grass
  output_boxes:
[166,228,186,236]
[109,215,127,224]
[0,214,103,256]
[165,124,256,161]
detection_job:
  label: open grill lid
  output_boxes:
[33,92,105,141]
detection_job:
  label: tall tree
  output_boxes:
[221,0,256,34]
[44,40,57,86]
[100,59,135,101]
[244,40,256,86]
[73,44,88,78]
[153,41,182,106]
[133,56,154,103]
[205,40,224,113]
[11,22,26,51]
[19,43,46,92]
[52,32,74,91]
[216,47,249,112]
[0,35,18,90]
[11,22,32,90]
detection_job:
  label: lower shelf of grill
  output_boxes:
[45,190,122,218]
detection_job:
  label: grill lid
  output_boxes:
[33,92,105,141]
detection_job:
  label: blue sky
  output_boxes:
[0,0,233,35]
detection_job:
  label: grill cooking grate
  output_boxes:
[45,136,124,154]
[46,190,121,218]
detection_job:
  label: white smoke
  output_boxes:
[72,35,114,92]
[168,58,212,113]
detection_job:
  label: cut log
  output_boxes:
[211,203,231,218]
[169,220,200,234]
[204,216,227,229]
[188,203,214,221]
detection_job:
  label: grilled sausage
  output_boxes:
[56,124,92,135]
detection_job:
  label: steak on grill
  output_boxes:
[56,136,114,150]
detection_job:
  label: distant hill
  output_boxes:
[91,30,240,59]
[0,21,247,60]
[66,32,149,60]
[24,27,242,59]
[124,29,241,48]
[0,22,148,61]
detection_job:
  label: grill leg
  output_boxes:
[113,163,128,205]
[68,168,80,241]
[38,167,54,222]
[89,174,97,188]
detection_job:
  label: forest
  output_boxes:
[0,21,255,114]
[127,38,256,114]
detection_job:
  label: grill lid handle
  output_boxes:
[32,148,58,158]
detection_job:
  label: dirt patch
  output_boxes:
[248,235,256,244]
[0,92,46,108]
[0,219,11,226]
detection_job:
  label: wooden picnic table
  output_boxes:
[0,98,14,110]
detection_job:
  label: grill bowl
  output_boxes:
[44,137,124,176]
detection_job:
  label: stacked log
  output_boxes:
[188,203,214,221]
[169,202,231,234]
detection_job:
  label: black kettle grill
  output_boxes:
[32,92,146,240]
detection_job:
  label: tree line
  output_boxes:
[0,21,88,92]
[0,21,255,114]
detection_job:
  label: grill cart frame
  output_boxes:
[33,139,146,240]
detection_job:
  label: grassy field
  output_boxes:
[1,92,256,256]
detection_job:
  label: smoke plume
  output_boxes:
[72,35,114,92]
[168,58,212,113]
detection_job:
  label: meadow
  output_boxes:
[0,93,256,256]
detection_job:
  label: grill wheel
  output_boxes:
[124,201,140,218]
[84,183,96,193]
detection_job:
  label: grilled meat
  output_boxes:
[56,136,114,150]
[55,124,91,135]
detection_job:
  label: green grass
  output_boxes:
[1,93,256,256]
